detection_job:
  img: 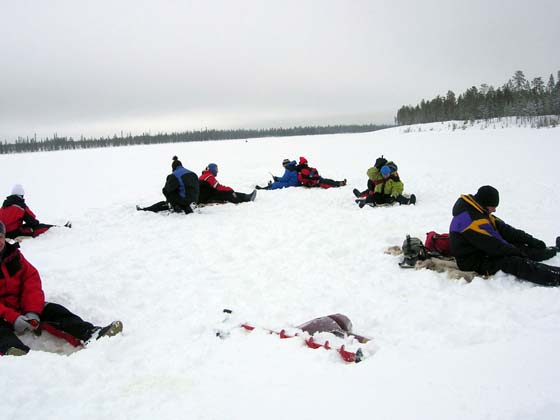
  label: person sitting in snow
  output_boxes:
[0,221,122,356]
[256,158,300,190]
[0,184,71,239]
[354,156,416,207]
[137,156,200,214]
[198,163,256,204]
[450,185,560,286]
[295,157,346,188]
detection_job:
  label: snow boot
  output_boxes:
[353,188,361,198]
[396,194,416,205]
[4,347,28,356]
[249,190,257,201]
[338,179,347,187]
[92,320,123,341]
[64,221,72,228]
[136,205,143,211]
[356,198,374,209]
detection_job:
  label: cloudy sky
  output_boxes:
[1,0,559,140]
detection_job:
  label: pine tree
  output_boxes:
[511,70,529,92]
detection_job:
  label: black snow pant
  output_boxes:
[0,302,97,355]
[140,201,172,213]
[318,177,344,188]
[199,187,254,204]
[363,193,413,206]
[478,255,560,287]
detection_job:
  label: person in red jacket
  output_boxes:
[0,184,71,239]
[0,221,122,356]
[295,157,346,189]
[198,163,257,204]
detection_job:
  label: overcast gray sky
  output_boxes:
[1,0,559,140]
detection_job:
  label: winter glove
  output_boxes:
[14,315,34,334]
[24,312,41,330]
[374,156,387,169]
[528,237,546,249]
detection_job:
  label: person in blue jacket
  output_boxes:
[256,159,300,190]
[137,156,200,214]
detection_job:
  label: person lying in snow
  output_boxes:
[0,184,71,239]
[295,157,346,188]
[198,163,257,204]
[137,156,200,214]
[0,221,122,356]
[353,156,416,207]
[450,185,560,286]
[256,158,300,190]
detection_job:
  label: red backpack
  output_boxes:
[424,231,451,256]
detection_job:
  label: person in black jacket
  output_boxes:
[137,156,200,214]
[449,185,560,286]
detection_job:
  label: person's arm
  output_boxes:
[367,166,379,180]
[461,218,524,257]
[22,206,40,228]
[202,174,233,192]
[496,219,546,248]
[388,179,404,197]
[163,174,179,194]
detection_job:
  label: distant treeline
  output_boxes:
[396,70,560,125]
[0,124,391,155]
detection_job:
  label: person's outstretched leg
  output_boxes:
[138,201,170,212]
[490,256,560,287]
[395,194,416,205]
[40,302,99,345]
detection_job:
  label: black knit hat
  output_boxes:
[282,158,290,166]
[474,185,499,207]
[171,156,182,171]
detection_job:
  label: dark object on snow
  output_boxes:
[399,235,427,268]
[297,313,368,343]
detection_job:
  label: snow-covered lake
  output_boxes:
[2,121,560,420]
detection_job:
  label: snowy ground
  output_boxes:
[2,121,560,420]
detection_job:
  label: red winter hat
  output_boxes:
[299,157,308,165]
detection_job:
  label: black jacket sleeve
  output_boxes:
[496,219,538,247]
[163,175,179,194]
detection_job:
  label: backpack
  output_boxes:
[399,235,427,267]
[424,231,451,256]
